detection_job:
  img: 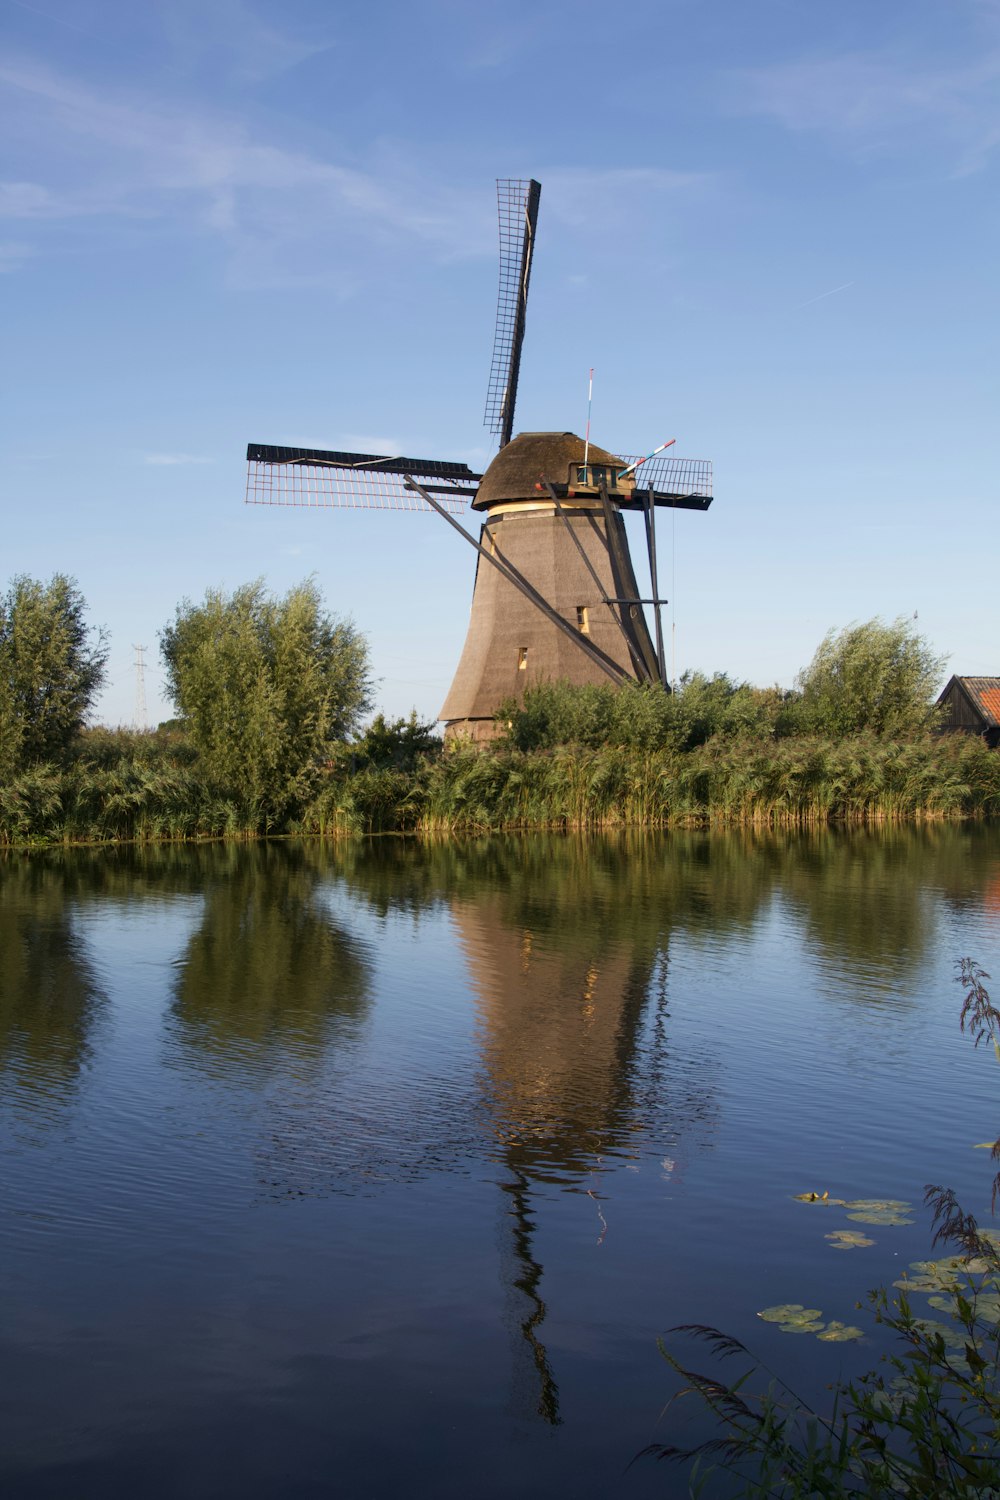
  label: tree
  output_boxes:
[796,616,946,738]
[351,711,441,771]
[0,574,108,772]
[159,579,372,824]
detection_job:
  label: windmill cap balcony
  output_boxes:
[472,431,622,511]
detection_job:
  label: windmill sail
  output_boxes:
[484,179,542,449]
[245,444,480,515]
[604,455,713,510]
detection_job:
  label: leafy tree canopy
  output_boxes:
[796,616,946,738]
[350,711,441,772]
[0,573,108,774]
[159,579,371,824]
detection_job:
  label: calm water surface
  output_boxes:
[2,826,1000,1497]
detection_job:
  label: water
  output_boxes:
[2,826,999,1497]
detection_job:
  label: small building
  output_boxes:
[937,676,1000,748]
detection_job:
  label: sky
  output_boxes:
[4,0,998,729]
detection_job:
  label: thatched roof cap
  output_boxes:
[473,431,621,511]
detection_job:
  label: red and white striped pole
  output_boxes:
[618,438,675,481]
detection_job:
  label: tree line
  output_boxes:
[1,571,994,843]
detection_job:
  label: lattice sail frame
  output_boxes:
[244,448,712,515]
[483,179,541,447]
[621,455,713,505]
[244,445,480,515]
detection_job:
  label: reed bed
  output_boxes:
[2,730,998,846]
[410,733,1000,833]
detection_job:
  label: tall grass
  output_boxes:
[2,724,998,847]
[414,732,1000,833]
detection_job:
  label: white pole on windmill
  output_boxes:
[582,368,593,483]
[133,644,147,730]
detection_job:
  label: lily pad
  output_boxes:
[894,1275,954,1294]
[973,1295,1000,1324]
[780,1321,825,1334]
[960,1257,996,1277]
[846,1210,914,1226]
[817,1321,863,1342]
[928,1289,1000,1323]
[792,1193,845,1206]
[758,1304,823,1325]
[910,1318,967,1350]
[843,1199,911,1213]
[907,1254,995,1283]
[826,1229,875,1250]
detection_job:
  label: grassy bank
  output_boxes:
[3,726,999,846]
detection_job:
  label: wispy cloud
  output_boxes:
[5,0,94,37]
[144,453,214,466]
[728,48,1000,173]
[0,52,494,285]
[0,239,33,272]
[792,280,855,311]
[0,179,84,217]
[0,45,717,289]
[543,166,712,229]
[158,0,336,86]
[339,435,404,456]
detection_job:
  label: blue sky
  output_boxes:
[4,0,998,727]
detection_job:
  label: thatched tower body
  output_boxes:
[440,432,658,742]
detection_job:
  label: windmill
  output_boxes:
[245,179,713,742]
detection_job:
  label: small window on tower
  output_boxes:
[518,647,528,671]
[577,606,590,634]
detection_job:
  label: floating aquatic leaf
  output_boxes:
[972,1296,1000,1324]
[843,1199,911,1213]
[792,1193,845,1206]
[758,1304,823,1325]
[909,1257,967,1284]
[928,1294,958,1313]
[846,1210,914,1226]
[779,1321,825,1334]
[825,1230,875,1250]
[817,1321,863,1342]
[962,1257,995,1277]
[907,1254,995,1283]
[894,1273,955,1293]
[910,1318,967,1350]
[973,1143,996,1150]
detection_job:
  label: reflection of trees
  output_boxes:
[0,853,105,1094]
[169,842,372,1062]
[927,822,1000,918]
[776,824,993,992]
